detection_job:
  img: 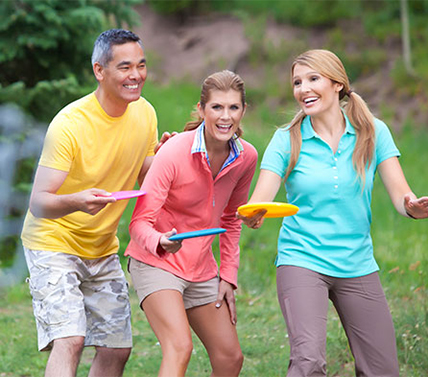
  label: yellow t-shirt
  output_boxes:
[21,92,158,258]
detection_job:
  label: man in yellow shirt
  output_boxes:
[21,29,162,377]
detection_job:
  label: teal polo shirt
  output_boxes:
[260,114,400,277]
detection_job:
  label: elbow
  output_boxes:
[29,198,42,218]
[29,201,45,218]
[129,218,148,241]
[129,219,140,239]
[29,195,52,218]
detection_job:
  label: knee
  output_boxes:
[163,337,193,364]
[231,349,244,371]
[112,347,132,365]
[289,351,326,376]
[95,347,131,364]
[52,336,85,355]
[213,348,244,374]
[117,347,131,360]
[229,348,244,369]
[288,339,326,375]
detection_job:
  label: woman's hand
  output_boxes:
[215,279,237,325]
[159,229,182,253]
[236,209,267,229]
[236,169,282,229]
[404,194,428,219]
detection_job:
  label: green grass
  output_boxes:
[1,82,428,376]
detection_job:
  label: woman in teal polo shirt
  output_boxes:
[240,49,428,376]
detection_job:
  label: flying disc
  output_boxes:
[168,228,226,241]
[111,190,146,201]
[237,202,299,218]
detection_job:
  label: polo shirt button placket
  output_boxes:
[333,153,339,190]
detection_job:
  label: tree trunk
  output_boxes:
[400,0,415,76]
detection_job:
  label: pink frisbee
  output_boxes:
[111,190,146,201]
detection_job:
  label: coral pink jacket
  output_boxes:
[125,129,257,288]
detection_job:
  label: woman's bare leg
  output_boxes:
[142,290,193,377]
[187,302,243,377]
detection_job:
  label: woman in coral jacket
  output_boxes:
[125,70,258,377]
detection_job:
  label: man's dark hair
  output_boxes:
[91,29,143,66]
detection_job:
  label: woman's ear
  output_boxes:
[335,83,344,93]
[197,102,204,119]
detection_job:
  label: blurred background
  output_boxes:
[1,1,427,376]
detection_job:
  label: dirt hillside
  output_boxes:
[133,4,426,130]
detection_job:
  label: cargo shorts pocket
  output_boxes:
[29,272,80,327]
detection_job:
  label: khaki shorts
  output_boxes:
[128,258,219,310]
[24,248,132,351]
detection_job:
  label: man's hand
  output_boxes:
[154,131,178,154]
[77,189,116,215]
[29,166,117,219]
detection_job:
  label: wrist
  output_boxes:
[406,210,417,219]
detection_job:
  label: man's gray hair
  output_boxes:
[91,29,143,67]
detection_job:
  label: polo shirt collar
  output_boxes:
[301,112,356,140]
[191,121,243,153]
[191,121,243,168]
[343,113,356,135]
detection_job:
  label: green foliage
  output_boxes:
[1,81,428,376]
[391,60,421,97]
[1,1,428,373]
[142,80,201,133]
[0,0,143,121]
[147,0,361,27]
[227,0,360,27]
[0,236,19,268]
[362,0,428,45]
[0,105,45,270]
[147,0,196,15]
[0,76,95,123]
[145,0,428,99]
[1,0,102,86]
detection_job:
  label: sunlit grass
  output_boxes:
[1,82,427,376]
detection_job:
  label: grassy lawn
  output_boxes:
[1,82,427,376]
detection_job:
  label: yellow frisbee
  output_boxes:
[237,202,299,218]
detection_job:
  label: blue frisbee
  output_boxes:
[168,228,226,241]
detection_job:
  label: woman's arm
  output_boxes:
[237,169,283,228]
[378,157,428,219]
[218,149,258,289]
[249,169,283,202]
[129,149,182,256]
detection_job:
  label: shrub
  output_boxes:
[0,0,143,121]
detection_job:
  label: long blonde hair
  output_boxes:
[285,49,375,185]
[184,70,246,138]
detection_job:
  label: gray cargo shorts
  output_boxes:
[24,248,132,351]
